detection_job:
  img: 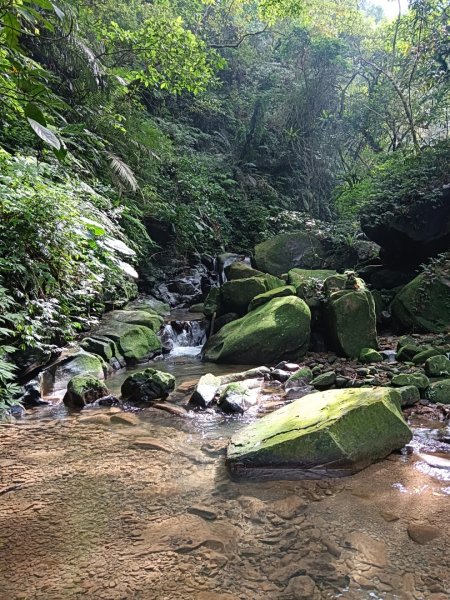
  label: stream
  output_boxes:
[1,311,449,599]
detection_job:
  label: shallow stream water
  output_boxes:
[1,320,450,599]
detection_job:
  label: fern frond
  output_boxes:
[106,152,139,192]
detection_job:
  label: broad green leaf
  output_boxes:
[27,118,61,150]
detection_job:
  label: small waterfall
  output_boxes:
[161,318,208,357]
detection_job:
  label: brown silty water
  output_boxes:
[1,337,450,599]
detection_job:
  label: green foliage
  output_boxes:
[0,151,138,351]
[335,141,450,220]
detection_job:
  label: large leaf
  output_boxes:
[27,118,61,150]
[101,237,136,256]
[25,103,47,126]
[117,260,138,279]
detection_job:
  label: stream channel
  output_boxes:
[1,308,450,599]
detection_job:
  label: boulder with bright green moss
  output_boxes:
[109,309,163,332]
[63,375,109,410]
[41,351,107,394]
[248,285,296,312]
[397,385,421,407]
[95,321,161,364]
[80,336,117,362]
[425,355,450,377]
[391,373,430,392]
[125,297,170,317]
[427,380,450,404]
[221,276,268,315]
[391,272,450,333]
[227,387,412,479]
[359,348,383,363]
[286,367,313,387]
[325,288,378,359]
[204,296,311,365]
[411,348,441,364]
[254,232,327,276]
[226,262,264,280]
[121,368,175,403]
[221,275,285,315]
[311,371,336,389]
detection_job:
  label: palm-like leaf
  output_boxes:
[106,152,139,192]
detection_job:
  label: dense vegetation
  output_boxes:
[0,0,449,412]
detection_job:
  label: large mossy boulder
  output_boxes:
[40,351,106,394]
[254,232,326,276]
[125,297,170,317]
[204,296,311,365]
[391,272,450,333]
[227,387,412,479]
[325,286,378,359]
[221,276,268,315]
[248,285,296,312]
[94,321,161,364]
[121,368,176,403]
[63,375,109,410]
[226,262,264,280]
[108,309,163,332]
[220,274,285,315]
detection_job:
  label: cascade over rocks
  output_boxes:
[227,387,412,480]
[204,296,311,365]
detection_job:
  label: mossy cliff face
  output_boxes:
[203,296,311,365]
[391,272,450,333]
[227,387,412,479]
[254,232,326,276]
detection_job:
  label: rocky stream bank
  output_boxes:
[2,231,450,599]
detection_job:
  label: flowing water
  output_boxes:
[1,313,450,599]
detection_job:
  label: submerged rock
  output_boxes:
[204,296,311,365]
[63,375,109,410]
[121,368,175,403]
[226,387,412,480]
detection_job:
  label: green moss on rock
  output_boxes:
[427,379,450,404]
[63,375,109,410]
[391,373,430,392]
[325,288,378,358]
[227,387,412,479]
[121,368,176,403]
[109,309,163,332]
[248,285,296,312]
[425,355,450,377]
[396,385,421,407]
[204,296,311,365]
[95,321,161,364]
[391,273,450,333]
[311,371,336,389]
[226,262,264,280]
[254,232,326,276]
[359,348,383,363]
